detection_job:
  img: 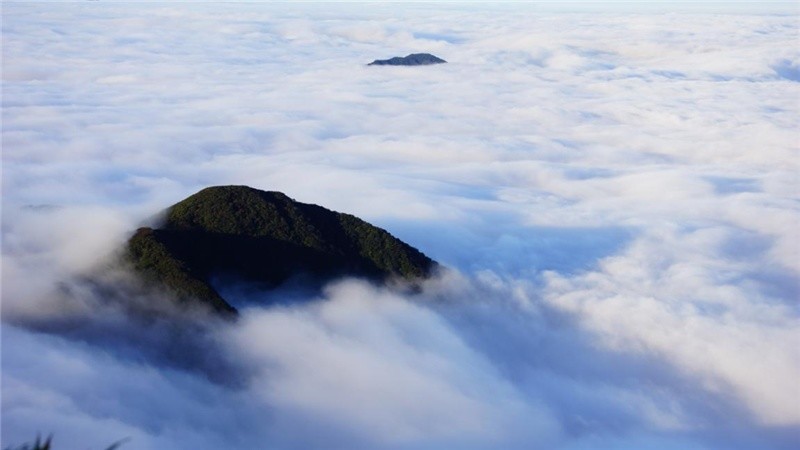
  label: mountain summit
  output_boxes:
[368,53,447,66]
[125,186,437,314]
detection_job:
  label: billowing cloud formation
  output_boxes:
[2,2,799,450]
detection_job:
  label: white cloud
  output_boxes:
[2,2,799,449]
[224,281,559,446]
[542,225,800,426]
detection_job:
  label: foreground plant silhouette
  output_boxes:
[3,435,128,450]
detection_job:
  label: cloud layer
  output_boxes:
[2,3,799,449]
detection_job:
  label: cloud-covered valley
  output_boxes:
[2,3,798,449]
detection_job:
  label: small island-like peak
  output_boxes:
[368,53,447,66]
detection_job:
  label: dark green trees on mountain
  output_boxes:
[126,186,437,314]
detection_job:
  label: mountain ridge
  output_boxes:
[126,186,438,314]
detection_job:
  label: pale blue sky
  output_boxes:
[10,0,800,14]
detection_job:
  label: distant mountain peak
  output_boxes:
[368,53,447,66]
[125,186,438,314]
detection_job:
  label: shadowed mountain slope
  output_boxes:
[126,186,438,314]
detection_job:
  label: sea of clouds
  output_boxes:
[2,2,799,449]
